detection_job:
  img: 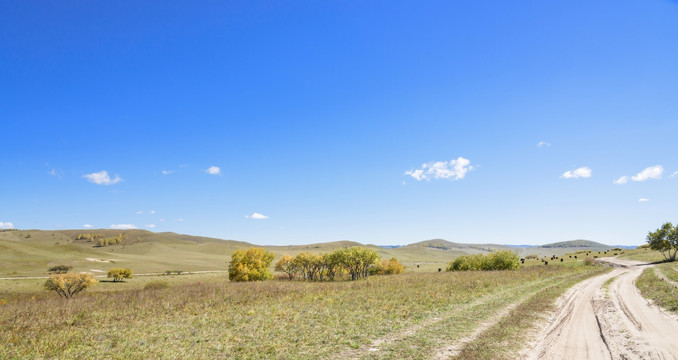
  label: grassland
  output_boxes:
[0,229,628,277]
[635,264,678,313]
[0,261,608,360]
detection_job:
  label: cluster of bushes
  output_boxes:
[108,268,133,282]
[48,265,73,274]
[228,247,403,282]
[273,247,392,281]
[447,250,520,271]
[228,248,276,282]
[96,233,128,247]
[76,233,104,242]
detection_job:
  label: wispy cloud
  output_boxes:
[83,224,94,228]
[405,157,474,181]
[161,170,174,175]
[561,167,592,179]
[0,221,15,229]
[136,210,144,215]
[631,165,663,182]
[48,169,64,178]
[537,141,551,148]
[84,170,122,185]
[638,198,650,202]
[246,212,269,219]
[149,210,156,215]
[672,171,678,178]
[613,176,628,185]
[206,166,221,175]
[145,224,156,229]
[110,224,137,229]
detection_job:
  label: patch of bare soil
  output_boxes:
[523,258,678,360]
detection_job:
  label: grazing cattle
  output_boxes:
[417,265,420,268]
[574,255,577,259]
[438,268,441,272]
[544,261,548,265]
[560,258,563,262]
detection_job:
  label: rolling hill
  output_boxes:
[0,229,625,276]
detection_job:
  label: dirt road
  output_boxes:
[525,258,678,360]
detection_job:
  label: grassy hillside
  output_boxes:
[0,229,624,276]
[540,239,611,249]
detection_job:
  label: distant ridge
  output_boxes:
[539,240,611,249]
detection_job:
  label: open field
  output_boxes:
[0,263,608,359]
[0,229,626,277]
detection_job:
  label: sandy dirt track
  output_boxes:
[525,258,678,360]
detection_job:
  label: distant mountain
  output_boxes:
[539,240,611,249]
[405,239,474,251]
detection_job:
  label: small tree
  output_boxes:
[44,273,97,298]
[274,255,297,280]
[107,268,133,282]
[647,222,678,262]
[228,248,275,282]
[48,265,73,274]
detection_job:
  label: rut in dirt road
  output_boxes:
[526,259,678,360]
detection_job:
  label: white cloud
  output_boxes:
[405,157,474,181]
[84,171,122,185]
[638,198,650,202]
[613,176,628,185]
[136,210,144,215]
[206,166,221,175]
[149,210,156,215]
[672,171,678,178]
[161,170,174,175]
[631,165,663,182]
[246,212,269,219]
[110,224,137,229]
[0,221,15,229]
[176,218,184,222]
[83,224,94,228]
[48,169,63,178]
[537,141,551,148]
[145,224,156,229]
[561,167,592,179]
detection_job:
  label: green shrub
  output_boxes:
[447,250,520,271]
[144,280,169,290]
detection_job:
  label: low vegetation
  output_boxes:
[0,263,605,359]
[635,267,678,312]
[446,250,520,271]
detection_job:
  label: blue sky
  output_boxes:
[1,1,677,246]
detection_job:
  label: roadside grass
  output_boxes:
[657,263,678,284]
[450,265,609,360]
[1,264,601,359]
[616,249,666,263]
[636,267,678,313]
